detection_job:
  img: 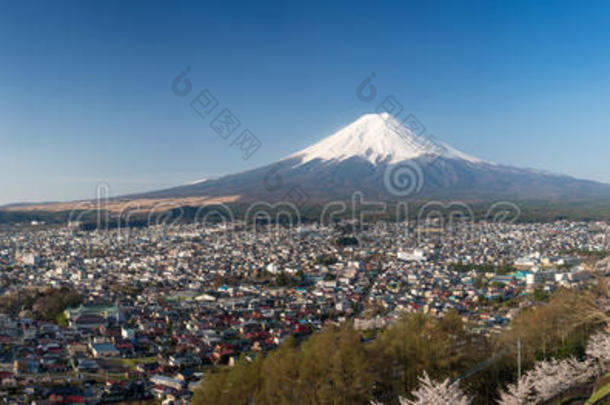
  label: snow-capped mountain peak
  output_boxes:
[125,112,610,204]
[288,113,487,165]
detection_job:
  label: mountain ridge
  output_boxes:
[127,112,610,203]
[3,113,610,214]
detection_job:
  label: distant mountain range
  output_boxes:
[131,112,610,203]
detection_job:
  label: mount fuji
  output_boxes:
[132,113,610,204]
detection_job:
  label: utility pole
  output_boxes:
[517,338,522,381]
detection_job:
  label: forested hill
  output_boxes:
[192,287,610,405]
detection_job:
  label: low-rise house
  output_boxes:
[90,343,119,358]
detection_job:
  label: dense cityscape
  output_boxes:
[0,219,608,403]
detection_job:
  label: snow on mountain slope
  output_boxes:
[287,112,488,166]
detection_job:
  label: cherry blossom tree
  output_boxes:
[497,373,537,405]
[403,372,471,405]
[371,372,471,405]
[586,330,610,363]
[498,356,603,405]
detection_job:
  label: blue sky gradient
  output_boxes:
[2,0,610,204]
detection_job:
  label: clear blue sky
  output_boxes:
[2,0,610,204]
